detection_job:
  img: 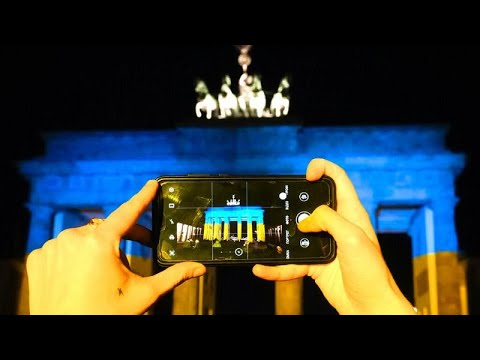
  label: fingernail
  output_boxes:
[145,179,158,188]
[193,266,206,277]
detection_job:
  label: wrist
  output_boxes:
[367,296,419,315]
[338,293,419,315]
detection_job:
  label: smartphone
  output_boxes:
[152,175,337,266]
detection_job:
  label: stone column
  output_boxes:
[275,279,304,315]
[237,221,242,240]
[411,206,468,315]
[172,267,217,315]
[223,221,230,241]
[413,252,468,315]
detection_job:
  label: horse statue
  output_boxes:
[195,79,218,120]
[218,75,239,119]
[237,72,254,117]
[269,76,290,118]
[249,74,267,118]
[238,73,267,118]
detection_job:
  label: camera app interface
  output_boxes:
[158,178,334,263]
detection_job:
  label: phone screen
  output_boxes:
[153,176,336,266]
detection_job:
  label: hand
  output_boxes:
[26,180,206,315]
[253,159,417,315]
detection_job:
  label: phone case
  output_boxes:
[152,175,336,266]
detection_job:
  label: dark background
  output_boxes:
[1,44,478,313]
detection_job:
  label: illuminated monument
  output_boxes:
[16,45,467,315]
[203,195,266,244]
[195,45,290,120]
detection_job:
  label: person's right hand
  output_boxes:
[253,158,417,315]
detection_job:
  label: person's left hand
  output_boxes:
[26,180,206,315]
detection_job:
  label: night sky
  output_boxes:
[1,46,479,305]
[3,45,478,134]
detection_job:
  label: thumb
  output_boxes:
[136,262,207,304]
[298,205,380,253]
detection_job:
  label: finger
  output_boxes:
[298,205,380,251]
[138,262,207,303]
[123,224,153,248]
[306,158,362,209]
[26,249,41,282]
[299,205,401,298]
[306,158,376,241]
[103,180,158,239]
[252,263,310,281]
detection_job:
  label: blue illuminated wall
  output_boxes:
[17,124,465,261]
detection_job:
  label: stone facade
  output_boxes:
[16,123,467,314]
